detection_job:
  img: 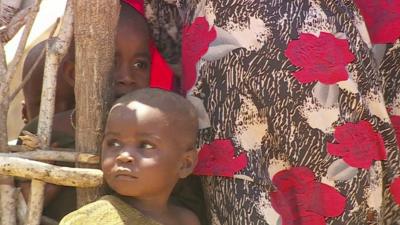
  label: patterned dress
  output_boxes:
[148,0,400,224]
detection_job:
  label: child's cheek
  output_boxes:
[140,158,158,167]
[101,157,115,171]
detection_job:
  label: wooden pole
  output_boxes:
[73,0,119,207]
[0,149,99,164]
[25,1,73,225]
[0,1,41,225]
[0,156,102,187]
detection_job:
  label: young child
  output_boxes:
[21,0,173,125]
[60,88,200,225]
[17,0,174,222]
[21,38,75,124]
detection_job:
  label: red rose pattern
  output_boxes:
[327,120,387,169]
[270,167,346,225]
[285,32,355,84]
[182,17,217,92]
[391,177,400,205]
[194,139,248,177]
[354,0,400,44]
[390,115,400,150]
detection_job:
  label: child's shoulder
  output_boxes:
[60,195,163,225]
[60,195,130,225]
[169,204,201,225]
[59,197,107,225]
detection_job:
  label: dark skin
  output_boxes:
[102,89,200,225]
[19,2,153,219]
[30,4,153,138]
[22,2,150,124]
[21,39,75,124]
[113,4,151,98]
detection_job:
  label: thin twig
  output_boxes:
[0,7,31,43]
[4,0,41,88]
[9,18,60,102]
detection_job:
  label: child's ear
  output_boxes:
[62,60,75,87]
[178,149,198,179]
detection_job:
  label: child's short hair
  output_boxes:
[111,88,199,149]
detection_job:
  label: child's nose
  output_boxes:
[115,67,136,86]
[116,150,135,163]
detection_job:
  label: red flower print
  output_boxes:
[285,32,355,85]
[390,116,400,150]
[391,177,400,205]
[327,120,387,169]
[354,0,400,44]
[270,167,346,225]
[193,139,248,177]
[182,17,217,92]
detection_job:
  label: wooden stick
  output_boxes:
[5,145,75,153]
[0,156,103,187]
[0,7,31,43]
[16,188,60,225]
[9,18,60,102]
[0,1,41,225]
[16,188,27,225]
[0,181,17,225]
[26,1,73,225]
[26,180,45,225]
[2,1,41,106]
[74,0,119,207]
[0,150,99,164]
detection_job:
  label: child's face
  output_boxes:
[101,102,184,200]
[112,17,151,98]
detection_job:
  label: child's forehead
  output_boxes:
[109,102,164,120]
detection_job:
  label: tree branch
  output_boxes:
[0,7,31,43]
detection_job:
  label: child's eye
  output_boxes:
[140,142,154,150]
[107,139,122,148]
[132,61,149,70]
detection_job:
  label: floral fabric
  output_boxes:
[285,32,355,84]
[353,0,400,44]
[152,0,400,224]
[270,167,346,225]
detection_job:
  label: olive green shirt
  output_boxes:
[60,195,161,225]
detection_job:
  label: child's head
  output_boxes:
[101,88,198,201]
[112,1,152,98]
[21,0,172,124]
[22,39,75,123]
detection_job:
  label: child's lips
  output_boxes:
[114,168,138,180]
[115,174,138,180]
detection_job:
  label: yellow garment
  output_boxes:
[59,195,162,225]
